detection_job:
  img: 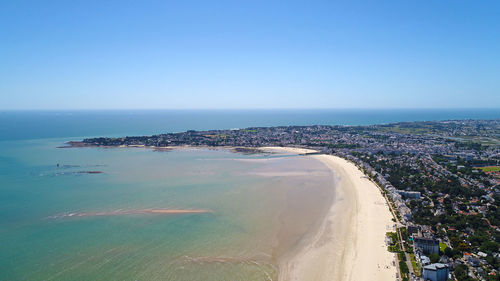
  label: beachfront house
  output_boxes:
[423,263,449,281]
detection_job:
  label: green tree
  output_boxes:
[444,247,453,257]
[480,241,499,253]
[429,253,440,263]
[454,264,472,281]
[456,242,471,253]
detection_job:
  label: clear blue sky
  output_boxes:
[1,0,499,109]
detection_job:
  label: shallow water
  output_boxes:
[0,139,335,280]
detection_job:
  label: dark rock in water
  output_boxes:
[57,141,93,148]
[231,147,267,155]
[77,171,103,174]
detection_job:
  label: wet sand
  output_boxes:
[262,147,397,281]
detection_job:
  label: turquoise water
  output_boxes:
[0,138,334,280]
[1,109,499,280]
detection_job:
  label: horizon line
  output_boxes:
[2,107,500,111]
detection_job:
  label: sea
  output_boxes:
[1,109,499,280]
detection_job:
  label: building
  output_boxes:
[423,263,449,281]
[468,256,482,267]
[414,237,440,255]
[421,255,431,266]
[407,225,419,236]
[398,190,421,199]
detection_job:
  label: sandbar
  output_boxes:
[49,209,213,219]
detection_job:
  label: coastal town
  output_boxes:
[77,119,500,281]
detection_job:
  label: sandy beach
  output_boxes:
[263,147,397,281]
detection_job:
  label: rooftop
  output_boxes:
[423,263,449,271]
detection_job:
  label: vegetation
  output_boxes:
[409,253,420,276]
[387,234,400,252]
[454,264,474,281]
[439,242,447,253]
[477,166,500,172]
[399,260,409,281]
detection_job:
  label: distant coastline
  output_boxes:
[2,109,499,141]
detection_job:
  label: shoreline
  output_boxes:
[61,141,272,154]
[64,142,397,280]
[263,147,397,281]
